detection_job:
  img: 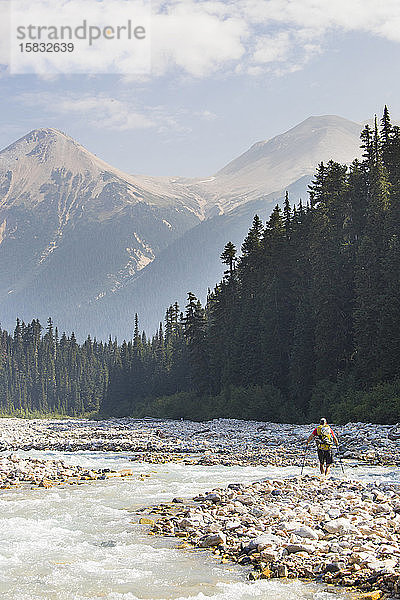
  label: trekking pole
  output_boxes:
[301,444,309,476]
[336,446,345,475]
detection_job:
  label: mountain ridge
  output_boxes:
[0,114,365,339]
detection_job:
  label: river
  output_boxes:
[1,451,399,600]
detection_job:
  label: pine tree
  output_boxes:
[220,242,237,279]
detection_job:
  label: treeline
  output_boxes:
[1,107,400,423]
[102,107,400,423]
[0,318,112,416]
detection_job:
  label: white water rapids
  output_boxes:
[1,451,399,600]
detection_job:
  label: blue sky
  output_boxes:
[1,0,400,176]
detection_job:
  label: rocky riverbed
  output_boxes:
[138,475,400,598]
[1,417,400,597]
[0,453,133,489]
[1,417,400,467]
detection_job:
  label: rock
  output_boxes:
[323,518,356,534]
[388,424,400,441]
[228,483,243,490]
[178,518,199,530]
[358,593,382,600]
[285,544,314,554]
[293,526,319,540]
[139,517,155,525]
[205,493,221,503]
[225,520,241,530]
[39,478,53,488]
[237,495,254,506]
[250,507,265,518]
[261,549,278,562]
[373,502,392,514]
[198,532,226,547]
[276,565,288,578]
[248,571,259,580]
[324,562,345,573]
[247,534,282,552]
[259,566,272,579]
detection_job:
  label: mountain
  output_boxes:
[207,115,362,209]
[71,177,311,340]
[132,115,362,217]
[0,128,202,326]
[0,116,363,339]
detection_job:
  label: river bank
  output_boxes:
[140,475,400,598]
[0,452,356,600]
[1,417,400,467]
[1,418,400,598]
[0,453,133,489]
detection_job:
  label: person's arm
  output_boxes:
[307,429,317,445]
[331,429,339,446]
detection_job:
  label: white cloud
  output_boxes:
[3,0,400,78]
[17,92,216,133]
[149,0,400,78]
[18,92,155,131]
[8,0,151,75]
[252,32,291,64]
[151,2,247,77]
[57,96,154,130]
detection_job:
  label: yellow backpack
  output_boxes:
[316,424,333,450]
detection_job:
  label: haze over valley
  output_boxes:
[0,115,362,339]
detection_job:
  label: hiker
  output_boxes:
[307,418,339,476]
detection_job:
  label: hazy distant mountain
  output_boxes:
[133,115,362,217]
[206,115,362,211]
[74,177,312,340]
[0,116,363,339]
[0,128,201,328]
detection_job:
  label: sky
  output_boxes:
[1,0,400,177]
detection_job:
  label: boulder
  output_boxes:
[205,493,221,503]
[198,532,226,547]
[293,526,319,540]
[178,518,201,530]
[225,520,241,530]
[261,549,278,562]
[324,561,345,573]
[276,565,288,577]
[250,507,265,518]
[247,534,282,552]
[285,544,314,554]
[139,517,155,526]
[323,518,356,534]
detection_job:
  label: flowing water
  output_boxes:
[1,450,399,600]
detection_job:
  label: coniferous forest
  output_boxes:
[1,108,400,423]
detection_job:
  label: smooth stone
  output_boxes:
[293,526,319,540]
[323,518,356,534]
[285,544,314,554]
[198,532,226,547]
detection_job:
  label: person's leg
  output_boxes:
[317,449,325,474]
[325,451,333,476]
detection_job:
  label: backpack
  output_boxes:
[316,425,333,450]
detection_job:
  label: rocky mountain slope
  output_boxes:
[0,116,363,339]
[0,128,201,324]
